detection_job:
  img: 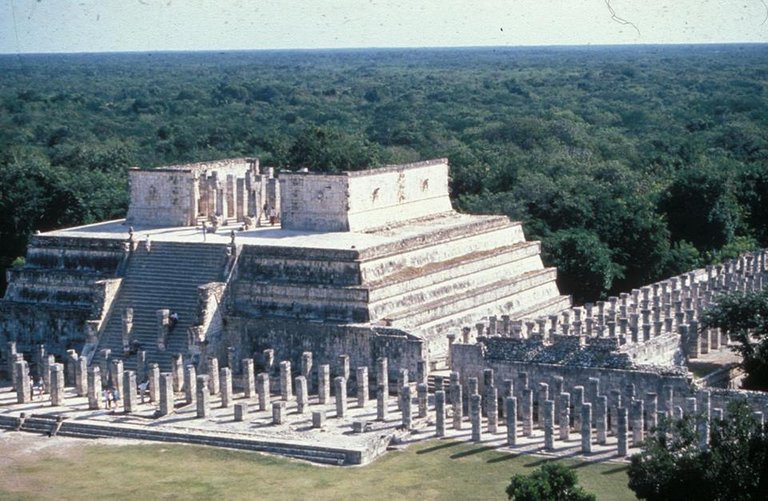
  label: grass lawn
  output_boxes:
[0,439,633,500]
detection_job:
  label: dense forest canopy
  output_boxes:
[1,45,766,302]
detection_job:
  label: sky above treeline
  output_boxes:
[1,0,767,54]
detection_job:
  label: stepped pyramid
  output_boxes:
[0,157,570,375]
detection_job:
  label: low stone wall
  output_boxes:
[221,317,425,378]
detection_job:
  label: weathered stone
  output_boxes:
[220,367,233,408]
[159,373,174,416]
[356,366,369,407]
[335,377,347,418]
[295,375,308,414]
[257,372,270,411]
[470,393,482,442]
[279,360,292,400]
[435,390,446,437]
[234,402,247,421]
[506,396,517,446]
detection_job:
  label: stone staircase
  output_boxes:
[93,241,230,373]
[0,414,356,465]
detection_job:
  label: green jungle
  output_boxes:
[1,45,766,302]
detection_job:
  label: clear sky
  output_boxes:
[1,0,767,54]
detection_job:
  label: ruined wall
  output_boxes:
[451,342,693,405]
[279,159,453,232]
[126,169,196,227]
[220,317,425,377]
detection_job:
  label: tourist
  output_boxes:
[112,387,121,409]
[103,387,112,409]
[144,234,152,252]
[169,311,179,331]
[34,378,44,399]
[269,207,277,226]
[138,380,149,403]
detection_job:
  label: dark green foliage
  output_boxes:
[506,462,595,501]
[542,229,623,303]
[628,401,768,501]
[0,46,766,298]
[701,289,768,390]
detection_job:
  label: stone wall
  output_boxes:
[220,317,425,377]
[126,169,198,227]
[279,159,453,232]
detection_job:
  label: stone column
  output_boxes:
[257,372,270,411]
[631,399,645,446]
[295,376,308,414]
[184,365,197,405]
[487,386,499,433]
[272,401,286,424]
[537,382,549,428]
[559,393,570,441]
[196,375,210,418]
[44,354,55,391]
[609,389,622,435]
[581,403,592,453]
[596,395,608,444]
[470,393,482,442]
[356,366,369,407]
[452,379,463,430]
[617,407,629,457]
[401,385,412,429]
[279,361,292,400]
[242,359,256,398]
[646,393,658,431]
[159,373,174,416]
[506,397,518,446]
[220,367,233,408]
[301,352,313,391]
[234,403,248,422]
[435,390,446,437]
[88,366,102,410]
[149,363,160,403]
[171,354,183,392]
[335,377,347,418]
[572,385,584,431]
[65,350,78,387]
[207,357,220,395]
[50,363,65,406]
[376,357,388,396]
[522,388,533,437]
[123,370,138,413]
[417,383,428,418]
[318,364,331,404]
[14,360,32,404]
[551,376,563,418]
[110,359,124,399]
[417,359,428,385]
[338,354,350,383]
[397,368,409,410]
[377,385,388,421]
[75,356,88,397]
[543,400,555,451]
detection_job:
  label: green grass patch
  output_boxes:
[0,440,633,500]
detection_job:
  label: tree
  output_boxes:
[700,289,768,390]
[506,462,595,501]
[628,400,768,501]
[542,228,623,304]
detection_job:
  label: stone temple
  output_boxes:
[0,158,569,375]
[1,156,768,465]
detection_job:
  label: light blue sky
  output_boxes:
[1,0,766,54]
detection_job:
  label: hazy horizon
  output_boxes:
[2,1,766,55]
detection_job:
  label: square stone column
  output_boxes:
[356,367,369,407]
[15,360,32,404]
[196,375,210,418]
[171,355,184,392]
[435,390,446,437]
[279,361,293,401]
[159,373,174,416]
[88,366,102,410]
[148,363,160,403]
[124,370,138,413]
[335,377,348,418]
[295,376,308,414]
[242,359,256,398]
[377,385,388,421]
[50,363,65,406]
[184,365,197,405]
[506,397,517,446]
[257,372,270,411]
[220,367,233,408]
[207,357,220,395]
[376,357,388,396]
[318,364,331,404]
[470,394,482,442]
[75,356,88,397]
[401,385,412,429]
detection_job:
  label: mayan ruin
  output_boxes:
[1,157,766,467]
